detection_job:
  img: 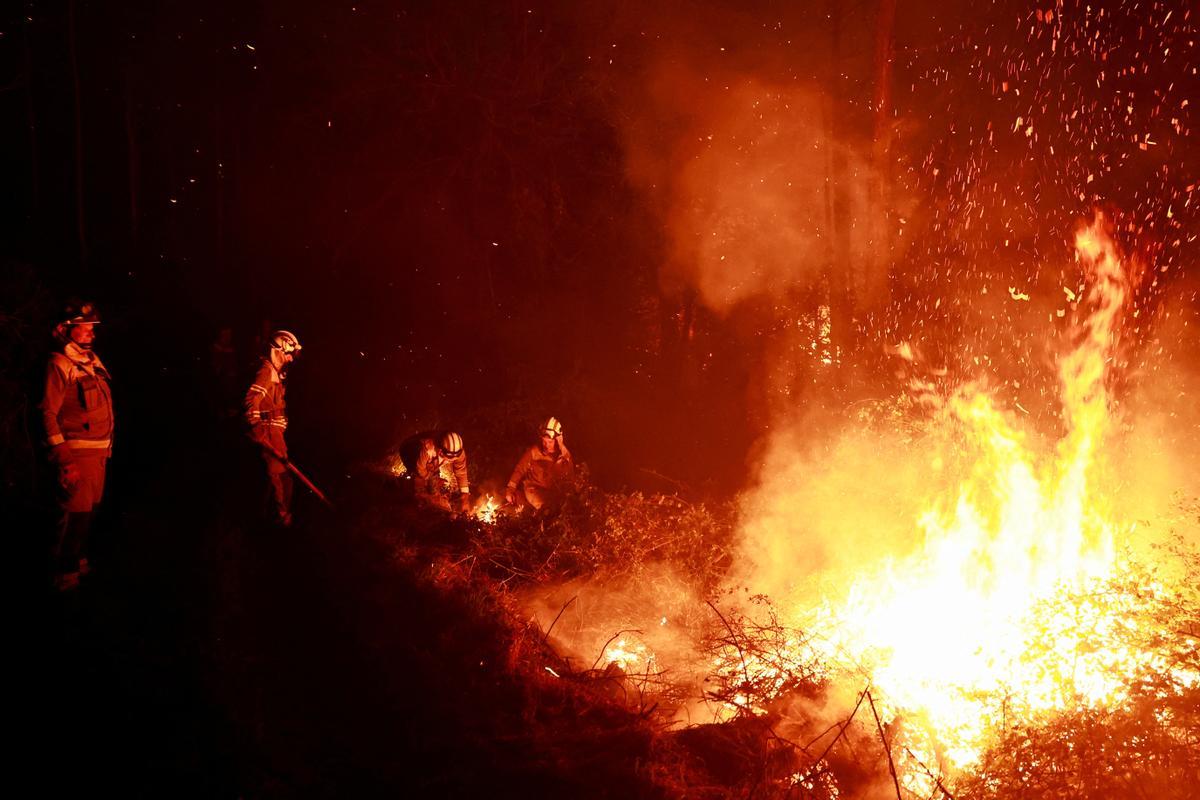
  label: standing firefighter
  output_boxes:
[245,330,301,526]
[414,431,471,515]
[505,416,574,511]
[40,300,113,591]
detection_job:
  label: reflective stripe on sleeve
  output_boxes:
[48,434,66,446]
[66,439,112,450]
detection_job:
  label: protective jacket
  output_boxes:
[416,438,470,495]
[506,441,573,494]
[39,342,114,459]
[244,359,288,459]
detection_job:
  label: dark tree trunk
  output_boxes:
[211,13,227,273]
[824,0,856,368]
[68,0,87,268]
[124,65,140,252]
[213,89,225,270]
[22,7,39,217]
[870,0,898,311]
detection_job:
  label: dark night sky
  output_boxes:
[3,0,1197,492]
[4,3,749,487]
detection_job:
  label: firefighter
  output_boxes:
[505,416,574,511]
[244,330,301,526]
[414,431,472,515]
[208,325,238,417]
[40,300,114,591]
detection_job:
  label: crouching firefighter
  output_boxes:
[505,416,574,511]
[414,431,471,515]
[244,330,301,526]
[40,300,113,591]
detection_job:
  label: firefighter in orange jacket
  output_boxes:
[40,300,113,590]
[415,431,471,514]
[244,330,300,526]
[505,417,574,511]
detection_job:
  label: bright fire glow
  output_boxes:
[726,214,1170,776]
[605,636,653,672]
[475,494,500,524]
[823,214,1133,768]
[388,453,407,477]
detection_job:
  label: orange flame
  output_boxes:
[734,214,1156,778]
[827,214,1132,768]
[605,637,648,670]
[474,494,500,524]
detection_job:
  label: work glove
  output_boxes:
[458,492,471,515]
[50,443,80,490]
[50,442,74,464]
[59,461,81,491]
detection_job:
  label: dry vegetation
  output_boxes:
[359,468,1200,799]
[958,533,1200,800]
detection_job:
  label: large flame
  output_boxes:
[537,213,1187,785]
[810,214,1133,769]
[697,213,1179,785]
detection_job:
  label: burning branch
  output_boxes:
[790,685,870,794]
[542,594,577,643]
[866,690,903,800]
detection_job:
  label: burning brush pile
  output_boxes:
[367,215,1200,799]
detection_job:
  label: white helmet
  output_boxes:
[53,299,101,343]
[541,417,563,439]
[270,330,302,356]
[439,431,464,458]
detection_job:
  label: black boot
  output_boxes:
[52,511,93,590]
